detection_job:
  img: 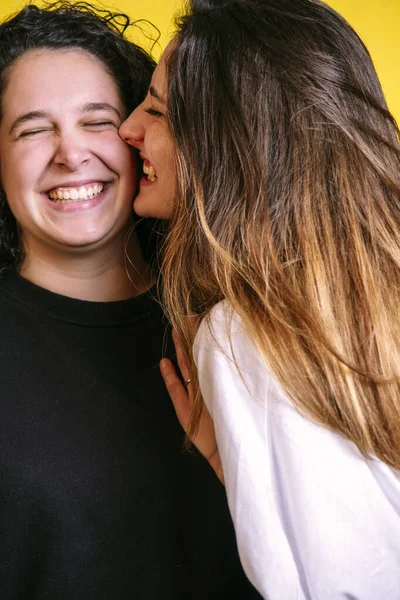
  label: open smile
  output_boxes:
[46,181,107,204]
[139,154,158,184]
[42,181,111,213]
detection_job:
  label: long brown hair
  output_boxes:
[162,0,400,468]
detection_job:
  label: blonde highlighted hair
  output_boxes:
[162,0,400,468]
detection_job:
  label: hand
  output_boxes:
[160,330,224,485]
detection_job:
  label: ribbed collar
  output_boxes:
[0,271,160,327]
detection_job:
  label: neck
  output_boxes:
[19,229,155,302]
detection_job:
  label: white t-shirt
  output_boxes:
[193,301,400,600]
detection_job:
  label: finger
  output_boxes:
[160,358,193,432]
[161,358,222,483]
[171,330,191,386]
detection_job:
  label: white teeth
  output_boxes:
[143,163,157,181]
[48,183,105,203]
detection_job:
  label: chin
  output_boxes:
[52,231,115,250]
[133,197,173,220]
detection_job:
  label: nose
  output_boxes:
[119,105,145,149]
[53,134,91,171]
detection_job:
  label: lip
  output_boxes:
[42,182,111,212]
[139,176,156,187]
[44,179,108,194]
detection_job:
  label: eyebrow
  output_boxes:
[9,102,122,135]
[149,85,166,104]
[81,102,122,119]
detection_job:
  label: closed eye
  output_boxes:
[84,121,117,128]
[19,128,51,138]
[144,108,164,118]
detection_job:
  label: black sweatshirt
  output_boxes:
[0,272,260,600]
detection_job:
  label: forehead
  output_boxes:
[1,49,124,121]
[151,50,168,94]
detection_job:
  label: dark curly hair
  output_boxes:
[0,1,157,274]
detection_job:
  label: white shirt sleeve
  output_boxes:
[193,301,400,600]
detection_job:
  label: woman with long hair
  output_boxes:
[120,0,400,597]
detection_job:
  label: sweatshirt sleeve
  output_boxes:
[193,301,400,600]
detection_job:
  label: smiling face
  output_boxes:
[0,49,137,258]
[119,47,176,220]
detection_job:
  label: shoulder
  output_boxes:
[194,299,273,388]
[194,300,258,365]
[193,300,284,419]
[195,300,233,344]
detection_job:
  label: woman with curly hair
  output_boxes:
[0,3,257,599]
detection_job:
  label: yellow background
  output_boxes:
[0,0,399,121]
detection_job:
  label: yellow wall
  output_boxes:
[0,0,398,121]
[328,0,399,122]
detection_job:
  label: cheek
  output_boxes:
[122,151,138,197]
[0,141,49,196]
[0,164,33,230]
[101,137,138,191]
[0,154,26,205]
[161,149,177,196]
[151,134,176,191]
